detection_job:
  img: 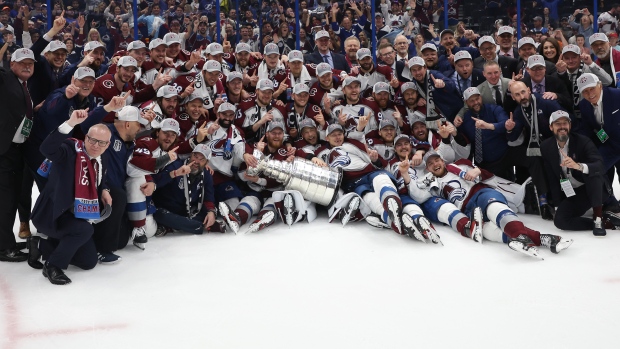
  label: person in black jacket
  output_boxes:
[541,111,619,236]
[0,48,35,262]
[303,30,351,73]
[30,110,113,285]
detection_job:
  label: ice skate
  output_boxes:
[365,214,390,229]
[384,196,402,234]
[132,227,148,251]
[340,196,360,227]
[245,211,276,234]
[401,214,426,242]
[539,234,573,254]
[508,235,543,259]
[465,207,484,243]
[219,202,241,234]
[416,216,442,245]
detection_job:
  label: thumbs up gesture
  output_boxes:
[430,74,445,89]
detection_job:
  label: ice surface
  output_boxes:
[1,187,619,349]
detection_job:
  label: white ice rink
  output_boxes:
[1,186,619,349]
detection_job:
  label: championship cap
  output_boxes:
[498,26,514,36]
[226,71,243,81]
[576,73,600,93]
[299,118,317,131]
[527,54,546,68]
[192,144,212,160]
[401,82,418,93]
[316,62,332,77]
[257,79,275,91]
[160,118,181,135]
[207,42,224,55]
[84,41,105,52]
[420,43,437,52]
[157,85,179,98]
[163,32,182,45]
[315,30,330,40]
[454,50,472,62]
[293,83,310,94]
[236,43,252,53]
[549,110,571,124]
[127,40,147,51]
[327,123,344,135]
[149,38,167,50]
[518,37,536,49]
[203,60,221,72]
[46,40,68,52]
[11,48,35,62]
[116,106,149,125]
[424,150,443,164]
[264,42,280,56]
[408,56,425,67]
[218,102,236,113]
[184,92,203,103]
[463,86,481,101]
[266,121,285,132]
[288,50,304,63]
[478,36,496,48]
[561,44,581,55]
[379,118,397,129]
[394,134,411,145]
[342,76,361,87]
[73,67,96,80]
[117,56,138,68]
[440,29,454,38]
[373,81,391,94]
[589,32,609,45]
[356,48,372,60]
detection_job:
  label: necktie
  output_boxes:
[400,58,407,62]
[22,81,33,120]
[535,83,544,94]
[493,85,503,105]
[323,54,333,68]
[474,118,483,165]
[91,159,99,186]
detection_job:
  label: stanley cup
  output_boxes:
[249,156,342,206]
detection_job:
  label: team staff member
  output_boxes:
[30,110,113,285]
[0,48,36,262]
[541,111,617,237]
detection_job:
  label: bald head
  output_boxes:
[85,123,111,158]
[509,81,531,107]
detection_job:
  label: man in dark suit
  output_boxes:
[0,48,36,262]
[497,26,519,59]
[473,36,519,79]
[541,111,618,236]
[444,51,485,99]
[515,37,557,77]
[30,110,113,285]
[522,54,573,112]
[303,30,350,73]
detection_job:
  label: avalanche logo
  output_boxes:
[309,88,317,97]
[328,148,351,168]
[277,148,289,157]
[206,139,231,160]
[442,180,467,204]
[103,80,114,89]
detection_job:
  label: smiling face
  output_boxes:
[421,48,438,67]
[73,76,96,98]
[563,51,581,71]
[293,91,309,108]
[582,83,603,105]
[343,82,361,103]
[45,49,68,69]
[542,41,557,60]
[426,156,447,176]
[591,40,611,58]
[411,122,428,141]
[301,126,319,145]
[510,82,532,107]
[550,118,571,142]
[327,130,344,147]
[266,127,284,149]
[157,129,178,151]
[394,137,412,159]
[11,59,35,81]
[465,94,483,113]
[160,96,178,116]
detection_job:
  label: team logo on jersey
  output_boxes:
[177,113,189,121]
[113,139,122,152]
[225,185,233,191]
[206,138,232,160]
[312,105,320,113]
[103,80,114,89]
[328,148,351,168]
[277,148,289,157]
[309,88,317,96]
[442,180,467,205]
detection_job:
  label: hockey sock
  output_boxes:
[402,203,423,220]
[437,203,468,236]
[236,196,261,224]
[362,192,388,221]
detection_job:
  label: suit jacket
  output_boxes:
[444,68,486,97]
[578,87,620,169]
[477,77,518,113]
[509,94,565,144]
[304,50,351,73]
[497,47,519,59]
[523,74,573,112]
[516,59,558,76]
[474,55,519,79]
[31,128,108,238]
[0,67,30,155]
[541,132,606,205]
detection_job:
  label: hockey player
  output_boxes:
[316,123,403,234]
[418,152,573,258]
[222,42,261,79]
[285,83,324,142]
[139,85,179,129]
[236,79,287,143]
[331,76,377,135]
[308,62,344,114]
[252,43,288,100]
[126,119,183,249]
[350,48,399,97]
[174,93,209,153]
[283,50,317,87]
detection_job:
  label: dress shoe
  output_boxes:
[0,248,28,262]
[27,236,43,270]
[42,263,71,285]
[18,222,31,239]
[540,204,555,221]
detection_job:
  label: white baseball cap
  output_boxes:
[127,40,147,51]
[315,30,329,40]
[498,26,514,36]
[164,32,182,45]
[549,110,571,124]
[478,36,496,48]
[157,85,179,98]
[327,123,344,135]
[589,32,609,45]
[84,41,105,52]
[192,144,212,160]
[527,54,546,68]
[207,43,224,55]
[46,40,68,53]
[562,44,581,55]
[266,121,285,132]
[576,73,600,93]
[463,86,481,101]
[420,43,437,52]
[373,81,390,94]
[400,82,418,93]
[12,48,35,62]
[149,38,167,50]
[257,79,275,91]
[342,76,361,87]
[518,37,536,49]
[288,50,304,63]
[117,106,149,125]
[203,60,221,72]
[316,62,332,77]
[226,71,243,81]
[218,102,236,113]
[408,56,425,67]
[160,118,181,135]
[293,83,310,94]
[356,48,372,60]
[454,50,472,62]
[73,67,95,80]
[117,56,138,68]
[236,43,252,53]
[264,43,280,56]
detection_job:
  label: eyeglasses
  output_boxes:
[380,51,395,57]
[86,135,110,147]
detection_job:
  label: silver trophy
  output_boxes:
[248,156,342,206]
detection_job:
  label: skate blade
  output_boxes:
[133,242,146,251]
[508,242,544,260]
[403,216,426,242]
[554,239,574,253]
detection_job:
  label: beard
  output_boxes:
[219,118,232,128]
[555,130,569,142]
